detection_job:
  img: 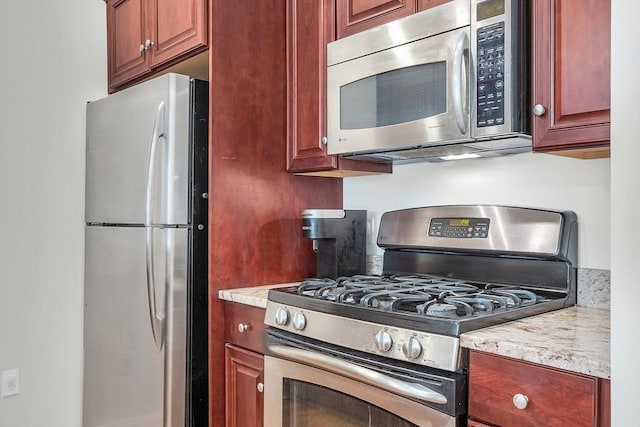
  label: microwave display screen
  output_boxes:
[477,0,505,21]
[339,62,446,130]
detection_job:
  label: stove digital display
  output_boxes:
[449,218,470,227]
[428,217,490,238]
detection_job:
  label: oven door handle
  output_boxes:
[268,345,447,405]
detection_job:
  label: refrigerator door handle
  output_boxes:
[145,101,166,352]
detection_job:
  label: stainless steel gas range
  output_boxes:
[263,205,578,426]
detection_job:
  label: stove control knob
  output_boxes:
[292,312,307,330]
[374,330,393,353]
[275,307,290,326]
[402,336,423,360]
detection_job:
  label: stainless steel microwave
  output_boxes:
[326,0,531,162]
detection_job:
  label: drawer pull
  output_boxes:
[237,323,249,333]
[513,393,529,410]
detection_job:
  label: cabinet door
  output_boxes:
[286,0,337,173]
[148,0,207,67]
[225,344,264,427]
[468,351,597,427]
[336,0,417,39]
[417,0,452,11]
[107,0,149,90]
[531,0,610,156]
[286,0,393,176]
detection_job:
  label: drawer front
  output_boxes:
[468,351,597,427]
[224,302,266,354]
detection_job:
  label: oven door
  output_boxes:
[326,26,471,156]
[264,332,465,427]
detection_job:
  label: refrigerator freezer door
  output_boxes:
[83,225,189,427]
[85,73,192,226]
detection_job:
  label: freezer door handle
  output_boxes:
[145,101,165,227]
[145,102,166,352]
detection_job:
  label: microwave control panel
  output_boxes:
[476,22,505,127]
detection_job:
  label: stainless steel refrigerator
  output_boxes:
[83,73,208,427]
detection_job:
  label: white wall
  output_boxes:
[344,153,610,269]
[0,2,106,426]
[611,0,640,424]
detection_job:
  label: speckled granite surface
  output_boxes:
[218,283,297,308]
[577,268,610,309]
[460,306,610,379]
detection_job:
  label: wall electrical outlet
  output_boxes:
[1,369,20,397]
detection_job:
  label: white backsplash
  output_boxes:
[344,152,611,270]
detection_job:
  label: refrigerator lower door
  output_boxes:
[83,225,189,427]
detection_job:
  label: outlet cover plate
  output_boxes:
[1,369,20,397]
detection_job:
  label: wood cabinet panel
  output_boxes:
[208,1,343,425]
[286,0,393,176]
[598,378,611,427]
[149,0,207,67]
[107,0,148,88]
[417,0,452,11]
[531,0,610,155]
[468,351,598,427]
[224,302,266,354]
[225,344,264,427]
[336,0,416,38]
[107,0,207,92]
[286,0,337,172]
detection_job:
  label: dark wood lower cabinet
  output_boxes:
[224,302,266,426]
[225,344,264,427]
[468,350,610,427]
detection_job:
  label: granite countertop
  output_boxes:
[218,286,610,379]
[460,306,610,379]
[218,283,297,308]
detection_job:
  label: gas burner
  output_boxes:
[295,274,551,319]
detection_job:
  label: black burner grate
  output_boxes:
[298,274,542,319]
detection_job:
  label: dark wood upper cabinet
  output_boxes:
[107,0,207,92]
[286,0,392,176]
[531,0,611,158]
[107,0,148,88]
[336,0,416,39]
[417,0,452,11]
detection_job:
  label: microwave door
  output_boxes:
[327,27,471,156]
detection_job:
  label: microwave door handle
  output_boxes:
[268,344,447,405]
[451,31,469,135]
[145,101,166,352]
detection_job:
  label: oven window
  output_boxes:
[282,379,417,427]
[339,62,447,130]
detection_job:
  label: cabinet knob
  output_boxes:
[140,39,154,52]
[532,104,546,117]
[321,136,328,145]
[237,323,249,333]
[257,382,264,393]
[512,393,529,410]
